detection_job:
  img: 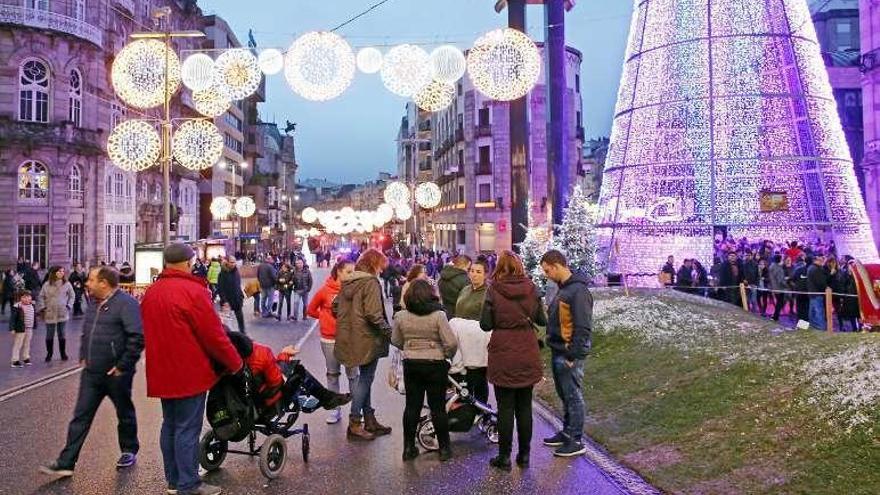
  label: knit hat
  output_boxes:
[163,243,195,264]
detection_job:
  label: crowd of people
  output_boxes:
[660,237,862,331]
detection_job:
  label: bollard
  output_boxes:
[825,287,834,334]
[740,283,749,312]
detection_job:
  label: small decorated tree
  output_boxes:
[549,184,602,280]
[518,201,551,292]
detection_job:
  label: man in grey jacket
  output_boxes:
[257,256,277,318]
[768,254,787,321]
[40,266,144,477]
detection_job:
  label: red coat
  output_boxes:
[141,269,243,399]
[307,277,340,340]
[246,342,294,407]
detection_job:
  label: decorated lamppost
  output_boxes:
[383,180,441,247]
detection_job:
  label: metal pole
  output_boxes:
[162,29,172,247]
[545,0,569,227]
[508,0,530,252]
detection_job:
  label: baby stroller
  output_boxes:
[198,365,312,480]
[416,375,499,451]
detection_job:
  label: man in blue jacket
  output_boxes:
[40,266,144,477]
[540,250,592,458]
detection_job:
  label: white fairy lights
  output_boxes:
[381,44,433,98]
[430,45,467,84]
[111,39,181,109]
[395,203,413,221]
[383,181,411,208]
[172,120,223,171]
[107,120,161,172]
[356,47,384,74]
[257,48,284,75]
[192,85,231,118]
[210,196,233,219]
[301,207,319,224]
[284,31,355,101]
[377,203,395,224]
[415,181,442,209]
[234,196,256,218]
[414,80,455,112]
[181,53,215,92]
[467,28,541,102]
[213,48,262,100]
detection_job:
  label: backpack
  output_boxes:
[206,369,256,442]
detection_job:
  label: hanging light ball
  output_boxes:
[415,181,442,208]
[430,45,467,84]
[377,203,395,223]
[234,196,256,218]
[381,44,433,98]
[172,120,223,170]
[107,120,161,171]
[467,28,541,101]
[284,31,355,101]
[395,203,413,221]
[210,196,233,219]
[356,47,384,74]
[192,85,231,117]
[112,39,181,109]
[301,207,318,224]
[213,48,262,100]
[181,53,215,92]
[413,80,455,112]
[383,181,411,208]
[257,48,284,75]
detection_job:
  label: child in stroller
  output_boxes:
[416,373,499,452]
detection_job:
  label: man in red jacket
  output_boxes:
[141,243,242,495]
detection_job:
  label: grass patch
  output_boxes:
[537,289,880,495]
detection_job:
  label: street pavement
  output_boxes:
[0,270,625,495]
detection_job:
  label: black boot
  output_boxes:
[59,339,68,361]
[402,444,419,461]
[45,340,53,362]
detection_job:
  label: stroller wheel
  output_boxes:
[259,434,288,479]
[199,431,228,471]
[417,417,440,452]
[485,422,499,444]
[302,424,310,462]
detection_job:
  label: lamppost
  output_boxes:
[384,179,441,248]
[396,136,433,245]
[218,160,248,252]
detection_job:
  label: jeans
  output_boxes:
[46,321,67,342]
[320,341,358,396]
[57,370,139,468]
[294,292,309,319]
[809,295,826,330]
[252,292,261,314]
[747,287,758,312]
[73,290,84,316]
[277,291,292,319]
[551,354,585,442]
[260,287,274,317]
[350,359,378,419]
[160,393,206,492]
[403,360,450,450]
[494,385,533,458]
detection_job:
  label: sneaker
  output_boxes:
[166,488,178,495]
[39,462,74,477]
[542,431,567,447]
[116,452,137,468]
[23,359,32,366]
[326,408,342,424]
[181,482,222,495]
[10,361,22,368]
[554,440,587,457]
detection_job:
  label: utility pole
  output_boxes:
[545,0,571,227]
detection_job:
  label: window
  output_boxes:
[457,229,466,246]
[458,185,465,204]
[73,0,85,20]
[18,160,49,203]
[68,224,83,263]
[479,183,491,203]
[224,113,243,131]
[457,82,462,96]
[25,0,49,10]
[114,172,124,197]
[19,59,50,123]
[458,150,464,168]
[125,224,132,261]
[224,133,242,154]
[125,178,132,198]
[478,108,490,127]
[68,69,82,127]
[478,146,491,174]
[110,101,125,129]
[576,110,582,127]
[575,74,580,93]
[19,224,48,267]
[105,172,114,197]
[68,165,83,202]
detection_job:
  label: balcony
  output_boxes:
[862,47,880,74]
[475,162,492,175]
[0,5,102,46]
[0,118,104,155]
[418,120,432,132]
[111,0,136,15]
[476,124,492,138]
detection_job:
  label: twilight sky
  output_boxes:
[199,0,632,183]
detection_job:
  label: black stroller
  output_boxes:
[198,365,312,480]
[416,375,499,451]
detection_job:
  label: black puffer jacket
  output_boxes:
[292,267,313,294]
[80,290,144,374]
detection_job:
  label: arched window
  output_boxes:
[19,59,50,123]
[18,160,49,204]
[68,69,82,127]
[68,165,83,202]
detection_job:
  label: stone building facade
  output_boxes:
[860,0,880,247]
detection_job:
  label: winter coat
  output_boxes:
[480,276,547,388]
[207,261,222,285]
[244,279,261,298]
[834,269,860,318]
[191,262,208,279]
[276,270,295,293]
[333,271,391,367]
[719,260,744,288]
[141,269,243,399]
[244,342,295,408]
[438,265,469,315]
[790,263,809,292]
[79,290,144,375]
[675,266,693,289]
[546,272,593,361]
[768,263,787,291]
[257,262,277,290]
[454,283,487,321]
[307,276,341,341]
[807,264,828,293]
[448,318,490,371]
[8,303,35,333]
[68,270,86,294]
[22,267,40,292]
[292,267,313,294]
[37,281,75,324]
[743,260,759,285]
[217,266,244,309]
[391,301,458,362]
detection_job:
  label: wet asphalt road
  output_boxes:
[0,270,624,495]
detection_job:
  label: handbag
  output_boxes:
[386,347,406,394]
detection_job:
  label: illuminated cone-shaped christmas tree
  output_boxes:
[598,0,879,281]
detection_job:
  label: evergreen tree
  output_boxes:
[517,202,551,292]
[549,184,602,280]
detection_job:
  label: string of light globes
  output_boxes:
[106,26,542,176]
[298,180,441,236]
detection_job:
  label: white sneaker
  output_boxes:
[326,408,342,424]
